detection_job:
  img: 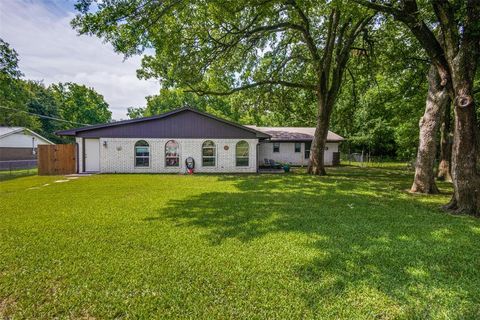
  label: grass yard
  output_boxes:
[1,166,479,319]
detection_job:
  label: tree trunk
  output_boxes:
[410,66,449,193]
[308,96,331,175]
[444,90,480,215]
[444,53,480,215]
[437,100,452,181]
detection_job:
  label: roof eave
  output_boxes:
[265,138,344,142]
[55,130,77,136]
[54,107,272,139]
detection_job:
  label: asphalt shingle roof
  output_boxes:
[245,126,344,142]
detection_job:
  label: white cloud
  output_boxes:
[0,0,160,120]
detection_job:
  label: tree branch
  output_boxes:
[351,0,403,16]
[184,80,317,96]
[286,0,321,66]
[432,0,459,62]
[353,0,450,87]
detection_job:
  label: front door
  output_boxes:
[84,138,100,172]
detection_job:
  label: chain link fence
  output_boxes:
[342,153,415,171]
[0,160,38,180]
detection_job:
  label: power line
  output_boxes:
[0,105,91,126]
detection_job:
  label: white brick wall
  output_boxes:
[86,138,258,173]
[75,137,83,172]
[258,142,338,166]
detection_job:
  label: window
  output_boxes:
[165,140,180,167]
[236,141,249,166]
[135,140,150,167]
[202,140,216,166]
[273,142,280,153]
[294,143,301,153]
[305,141,311,159]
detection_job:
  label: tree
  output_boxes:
[0,38,40,130]
[0,38,23,78]
[50,83,112,126]
[330,19,429,160]
[437,100,453,181]
[128,88,236,121]
[355,0,480,215]
[25,81,63,142]
[410,65,450,193]
[72,0,372,175]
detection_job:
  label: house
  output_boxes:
[0,127,53,161]
[248,126,343,167]
[56,108,343,173]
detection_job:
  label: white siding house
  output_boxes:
[257,141,340,166]
[247,126,343,166]
[0,127,53,161]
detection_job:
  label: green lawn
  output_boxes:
[1,166,479,319]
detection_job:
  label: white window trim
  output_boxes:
[165,140,181,167]
[134,140,150,168]
[202,140,217,167]
[273,142,280,153]
[294,142,301,153]
[236,141,250,167]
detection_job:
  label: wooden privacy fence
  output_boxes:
[38,144,76,175]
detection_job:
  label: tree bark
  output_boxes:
[411,66,449,193]
[444,85,480,215]
[303,11,371,176]
[308,95,331,175]
[437,100,452,181]
[440,33,479,215]
[354,0,480,216]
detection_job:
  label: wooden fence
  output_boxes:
[38,144,76,175]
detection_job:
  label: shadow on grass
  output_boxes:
[147,168,479,317]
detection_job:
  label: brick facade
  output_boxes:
[0,147,37,161]
[77,138,258,173]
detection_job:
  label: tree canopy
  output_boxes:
[0,38,112,142]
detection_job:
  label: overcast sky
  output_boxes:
[0,0,160,120]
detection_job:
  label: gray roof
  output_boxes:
[57,107,271,139]
[0,126,53,143]
[0,126,25,138]
[246,126,344,142]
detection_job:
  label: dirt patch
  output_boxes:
[0,296,17,318]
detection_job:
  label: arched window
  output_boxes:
[165,140,180,167]
[236,141,249,166]
[202,140,216,167]
[134,140,149,167]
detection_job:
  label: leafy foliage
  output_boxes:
[0,39,112,142]
[50,82,112,126]
[72,1,434,160]
[0,38,23,78]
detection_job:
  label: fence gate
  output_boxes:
[38,144,76,175]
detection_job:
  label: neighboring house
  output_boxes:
[56,108,343,174]
[0,127,53,161]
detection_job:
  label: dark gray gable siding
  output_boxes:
[75,110,259,139]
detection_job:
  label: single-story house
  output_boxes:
[248,126,343,167]
[56,107,343,173]
[0,127,53,161]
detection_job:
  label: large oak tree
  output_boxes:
[355,0,480,215]
[72,0,372,175]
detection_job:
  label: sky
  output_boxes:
[0,0,160,120]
